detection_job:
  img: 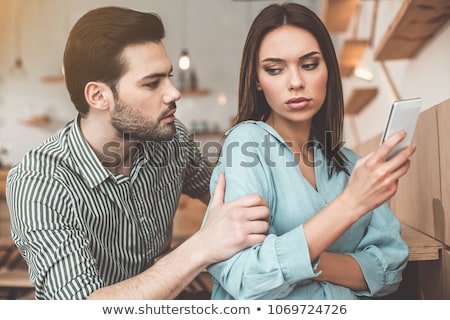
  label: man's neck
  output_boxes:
[79,115,137,177]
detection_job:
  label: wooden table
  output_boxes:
[401,223,444,261]
[173,196,444,262]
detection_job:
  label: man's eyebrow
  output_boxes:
[141,66,174,80]
[261,51,321,63]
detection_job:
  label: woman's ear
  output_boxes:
[256,81,262,91]
[84,82,113,111]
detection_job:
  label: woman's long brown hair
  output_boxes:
[236,3,349,176]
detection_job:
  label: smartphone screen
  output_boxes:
[381,97,422,160]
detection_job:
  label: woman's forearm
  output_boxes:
[314,251,368,291]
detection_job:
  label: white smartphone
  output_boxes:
[380,97,423,160]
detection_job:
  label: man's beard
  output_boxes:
[110,98,176,142]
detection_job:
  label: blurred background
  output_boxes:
[0,0,448,166]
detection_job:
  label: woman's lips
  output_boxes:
[286,97,311,110]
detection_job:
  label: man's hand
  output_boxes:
[199,173,270,265]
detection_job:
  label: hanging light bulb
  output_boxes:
[354,66,374,81]
[178,49,191,71]
[10,57,26,78]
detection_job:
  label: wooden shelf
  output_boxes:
[180,88,210,97]
[344,87,378,115]
[322,0,360,33]
[375,0,450,60]
[0,168,10,198]
[20,115,51,126]
[41,75,64,83]
[339,39,369,77]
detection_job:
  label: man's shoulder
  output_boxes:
[12,124,73,179]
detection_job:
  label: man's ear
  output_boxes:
[84,82,113,111]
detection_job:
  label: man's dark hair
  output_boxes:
[63,7,165,115]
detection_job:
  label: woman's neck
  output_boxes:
[266,117,312,151]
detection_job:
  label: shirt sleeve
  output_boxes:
[338,149,410,298]
[205,124,320,300]
[7,168,103,299]
[348,202,409,297]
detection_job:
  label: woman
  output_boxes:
[204,3,415,299]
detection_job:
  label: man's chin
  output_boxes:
[121,126,176,142]
[146,124,176,142]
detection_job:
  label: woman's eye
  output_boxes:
[265,67,282,75]
[302,61,319,70]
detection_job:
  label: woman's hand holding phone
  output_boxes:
[343,130,416,218]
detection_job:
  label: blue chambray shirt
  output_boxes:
[204,121,409,300]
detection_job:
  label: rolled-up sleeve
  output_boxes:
[209,225,321,299]
[348,203,409,297]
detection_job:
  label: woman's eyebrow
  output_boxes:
[299,51,321,60]
[261,51,321,63]
[261,57,284,63]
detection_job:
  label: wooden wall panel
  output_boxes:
[390,104,441,241]
[437,99,450,245]
[355,99,450,244]
[417,248,450,299]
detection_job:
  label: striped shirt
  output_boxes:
[6,116,212,299]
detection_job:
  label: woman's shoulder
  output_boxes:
[226,120,266,134]
[225,120,280,142]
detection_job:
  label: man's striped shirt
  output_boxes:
[6,117,211,299]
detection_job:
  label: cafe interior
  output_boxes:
[0,0,449,300]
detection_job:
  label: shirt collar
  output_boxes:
[67,115,113,189]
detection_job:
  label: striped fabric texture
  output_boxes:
[6,116,211,299]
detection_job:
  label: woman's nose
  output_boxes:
[288,69,305,90]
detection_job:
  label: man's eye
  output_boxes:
[144,81,159,89]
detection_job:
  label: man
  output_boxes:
[6,6,269,300]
